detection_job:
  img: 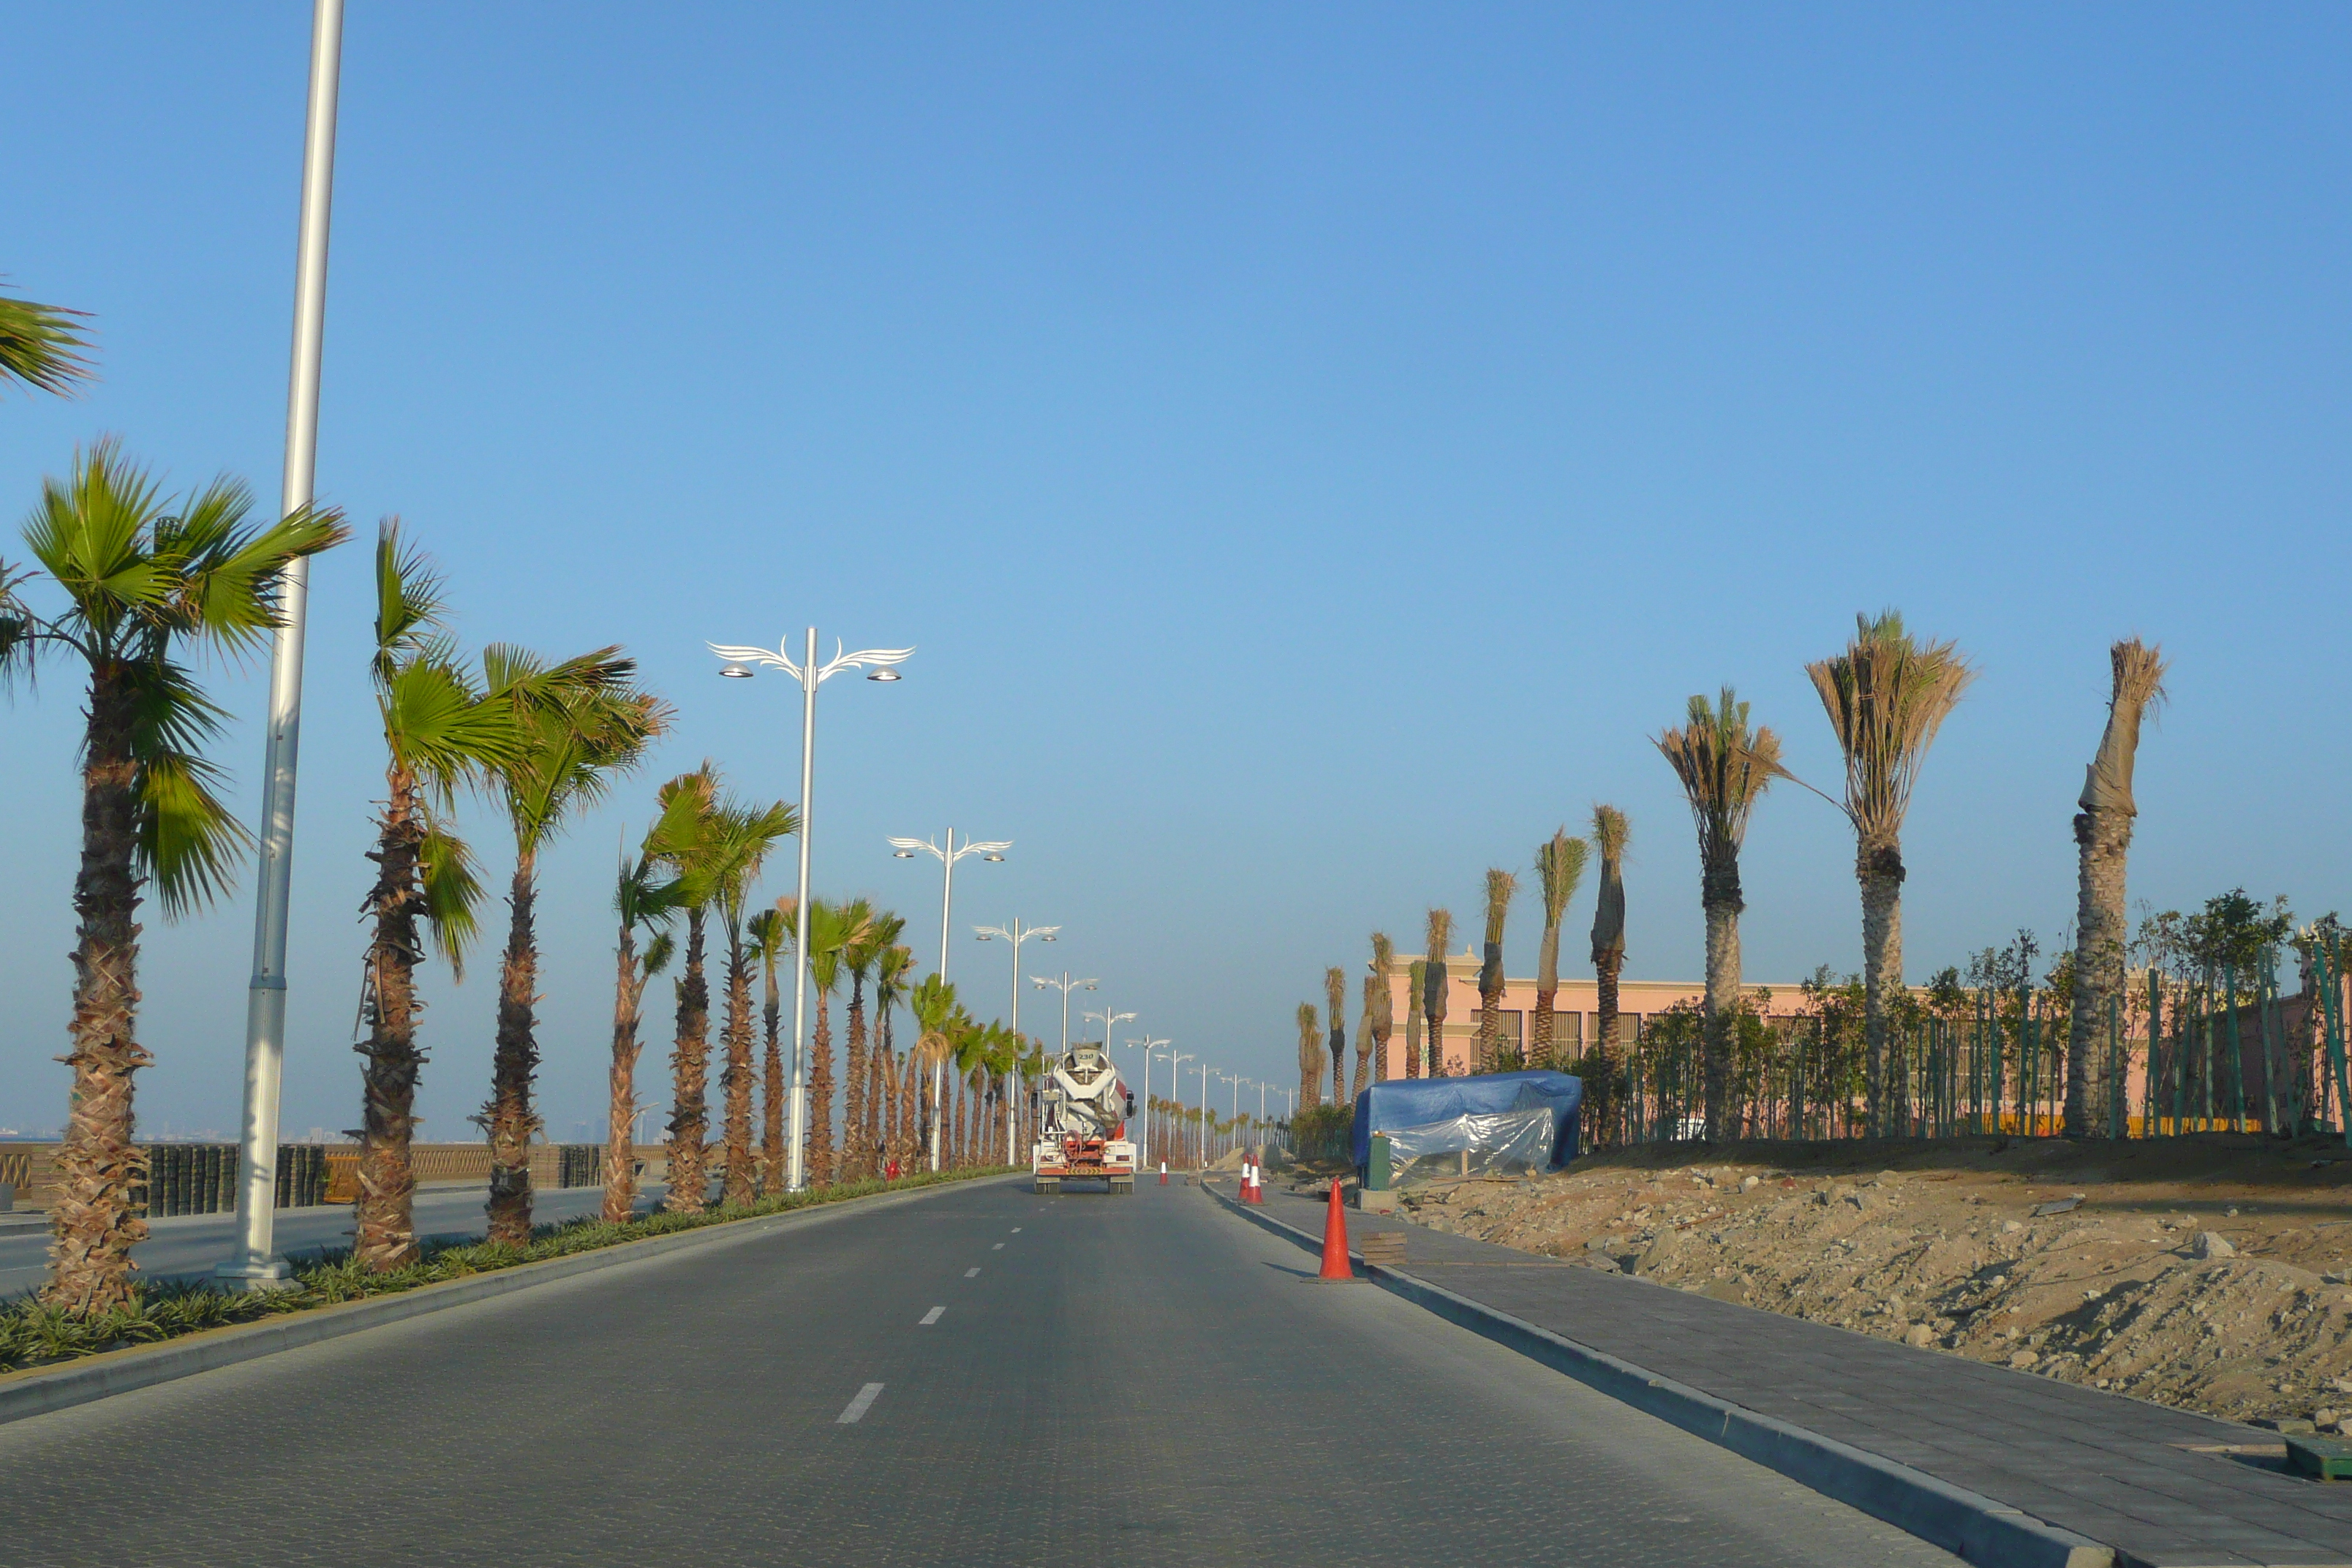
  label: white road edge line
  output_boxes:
[1011,1226,1022,1232]
[837,1382,886,1424]
[992,1243,1004,1250]
[965,1267,981,1277]
[920,1306,945,1325]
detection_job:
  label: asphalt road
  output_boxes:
[0,1177,1963,1567]
[0,1183,636,1298]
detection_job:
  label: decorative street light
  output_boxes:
[1165,1049,1194,1168]
[890,829,1009,1172]
[220,0,346,1292]
[708,629,913,1191]
[1082,1002,1137,1048]
[976,918,1058,1164]
[1031,972,1098,1054]
[1120,1036,1170,1168]
[1197,1060,1217,1169]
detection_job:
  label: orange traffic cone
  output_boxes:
[1158,1162,1169,1186]
[1316,1182,1354,1281]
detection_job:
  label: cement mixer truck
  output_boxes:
[1032,1041,1138,1195]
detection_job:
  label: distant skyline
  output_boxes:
[3,4,2348,1141]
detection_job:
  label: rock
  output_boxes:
[2318,1408,2342,1428]
[1906,1324,1937,1347]
[2192,1232,2236,1259]
[1845,1189,1873,1211]
[2008,1350,2039,1370]
[2254,1417,2317,1434]
[1741,1175,1760,1192]
[2002,1220,2023,1234]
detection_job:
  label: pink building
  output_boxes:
[1378,949,1810,1078]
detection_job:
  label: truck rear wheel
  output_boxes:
[1034,1177,1060,1195]
[1109,1177,1133,1195]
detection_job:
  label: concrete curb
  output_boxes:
[1206,1180,2114,1568]
[0,1175,1014,1430]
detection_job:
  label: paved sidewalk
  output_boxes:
[1234,1180,2352,1568]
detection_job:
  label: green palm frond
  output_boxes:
[0,290,95,397]
[23,442,174,652]
[418,815,485,980]
[874,942,913,1009]
[747,906,789,970]
[487,642,671,854]
[377,657,524,803]
[1537,829,1588,927]
[372,519,450,675]
[643,929,678,978]
[123,655,249,916]
[1805,611,1975,847]
[154,483,347,656]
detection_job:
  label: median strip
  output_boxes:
[919,1306,944,1325]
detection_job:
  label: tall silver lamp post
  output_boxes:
[889,830,1009,1169]
[1032,972,1098,1054]
[975,918,1057,1166]
[220,0,345,1290]
[709,630,913,1191]
[1120,1036,1169,1168]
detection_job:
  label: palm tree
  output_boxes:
[1657,688,1787,1144]
[1531,830,1588,1071]
[7,443,343,1308]
[747,905,790,1193]
[1324,966,1348,1107]
[1806,612,1975,1133]
[1422,908,1455,1077]
[1368,932,1395,1080]
[647,766,721,1215]
[480,645,668,1244]
[1297,1002,1324,1110]
[1588,804,1630,1139]
[2065,639,2168,1137]
[875,943,913,1171]
[711,799,795,1205]
[1477,870,1518,1073]
[804,897,858,1185]
[1354,973,1378,1099]
[842,905,900,1181]
[604,835,683,1224]
[1404,959,1425,1079]
[0,287,94,399]
[355,522,516,1271]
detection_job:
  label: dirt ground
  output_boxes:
[1389,1134,2352,1431]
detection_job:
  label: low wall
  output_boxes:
[0,1143,671,1213]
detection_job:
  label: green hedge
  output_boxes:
[1291,1104,1354,1165]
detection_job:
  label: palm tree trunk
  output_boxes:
[719,941,756,1207]
[2065,808,2132,1137]
[486,853,540,1247]
[1533,922,1561,1071]
[896,1051,916,1170]
[44,675,150,1313]
[881,1047,900,1171]
[807,990,834,1185]
[1591,954,1623,1142]
[1701,890,1740,1144]
[845,979,869,1182]
[1404,968,1423,1081]
[1859,848,1904,1136]
[603,930,644,1225]
[357,766,428,1271]
[760,969,783,1196]
[663,910,711,1214]
[1424,964,1450,1079]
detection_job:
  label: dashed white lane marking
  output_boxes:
[992,1243,1004,1250]
[837,1383,885,1424]
[919,1306,945,1325]
[965,1267,981,1278]
[1011,1226,1022,1232]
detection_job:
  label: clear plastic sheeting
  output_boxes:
[1380,1101,1557,1187]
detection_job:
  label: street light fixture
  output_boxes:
[888,829,1010,1170]
[1082,1003,1137,1047]
[1032,973,1098,1053]
[708,628,913,1191]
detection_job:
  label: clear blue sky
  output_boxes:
[3,4,2347,1139]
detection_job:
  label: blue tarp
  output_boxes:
[1352,1070,1583,1172]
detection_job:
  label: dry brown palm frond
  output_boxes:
[1370,930,1394,978]
[1589,804,1629,962]
[1324,965,1346,1019]
[1656,686,1787,881]
[2081,638,2168,818]
[1296,1001,1324,1090]
[1537,829,1587,928]
[1805,611,1975,848]
[1482,869,1518,946]
[1424,908,1454,964]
